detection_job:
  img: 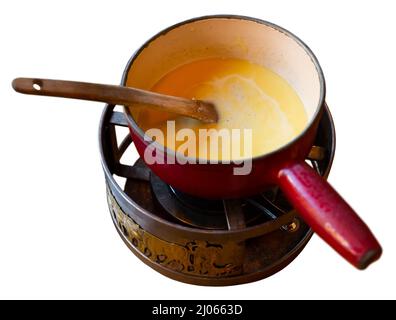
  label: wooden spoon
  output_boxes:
[12,78,218,123]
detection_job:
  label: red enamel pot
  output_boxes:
[123,15,382,269]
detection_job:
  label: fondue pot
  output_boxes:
[123,15,381,269]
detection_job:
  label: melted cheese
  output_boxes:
[130,58,307,160]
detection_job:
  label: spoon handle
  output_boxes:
[12,77,217,123]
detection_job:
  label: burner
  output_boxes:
[150,174,292,230]
[151,174,227,229]
[99,103,335,285]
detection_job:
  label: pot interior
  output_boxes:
[124,16,324,125]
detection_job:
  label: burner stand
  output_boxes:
[99,103,335,285]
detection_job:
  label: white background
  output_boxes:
[1,0,395,299]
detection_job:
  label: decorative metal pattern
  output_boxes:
[107,187,244,277]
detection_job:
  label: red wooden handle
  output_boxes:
[277,162,382,269]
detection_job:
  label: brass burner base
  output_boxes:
[107,186,313,286]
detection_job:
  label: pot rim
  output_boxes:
[123,14,326,164]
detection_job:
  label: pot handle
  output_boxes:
[277,161,382,269]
